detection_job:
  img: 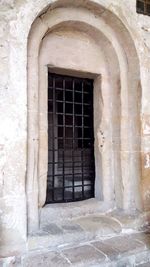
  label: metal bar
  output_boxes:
[72,78,75,200]
[62,78,65,201]
[55,100,90,106]
[47,171,94,177]
[55,112,91,117]
[48,124,92,129]
[47,184,93,189]
[48,162,93,167]
[81,80,84,199]
[52,75,56,202]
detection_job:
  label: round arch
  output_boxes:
[27,1,142,233]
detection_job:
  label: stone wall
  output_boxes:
[0,0,150,257]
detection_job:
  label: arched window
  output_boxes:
[137,0,150,15]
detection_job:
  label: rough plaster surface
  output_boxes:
[0,0,150,258]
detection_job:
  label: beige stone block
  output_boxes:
[141,136,150,152]
[141,152,150,211]
[142,178,150,212]
[121,115,141,136]
[39,112,47,131]
[28,17,48,58]
[38,130,48,177]
[121,151,142,210]
[27,110,39,138]
[121,136,141,152]
[111,116,121,138]
[142,114,150,136]
[38,174,47,207]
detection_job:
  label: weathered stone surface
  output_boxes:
[109,210,142,229]
[21,231,150,266]
[2,231,150,266]
[73,215,122,236]
[40,199,114,224]
[62,244,106,266]
[116,259,134,267]
[28,213,150,252]
[22,251,70,267]
[28,220,86,250]
[103,236,145,255]
[131,232,150,249]
[137,263,150,267]
[91,240,119,260]
[135,250,150,265]
[42,224,63,235]
[61,223,83,232]
[0,256,21,267]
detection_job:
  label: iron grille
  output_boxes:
[46,73,95,203]
[137,0,150,15]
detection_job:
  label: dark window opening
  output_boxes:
[137,0,150,15]
[46,73,95,203]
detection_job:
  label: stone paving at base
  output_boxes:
[16,232,150,266]
[1,213,150,266]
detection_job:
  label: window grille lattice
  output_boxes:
[46,73,95,204]
[137,0,150,15]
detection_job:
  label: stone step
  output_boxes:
[40,199,115,225]
[25,205,150,266]
[28,217,120,251]
[29,212,146,252]
[30,213,123,251]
